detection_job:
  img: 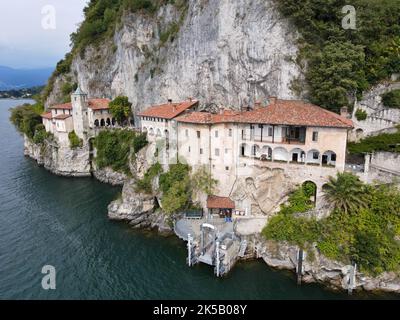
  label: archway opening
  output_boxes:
[302,181,317,206]
[100,119,105,127]
[322,150,337,167]
[94,119,99,127]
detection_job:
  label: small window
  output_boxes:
[331,154,337,161]
[258,124,263,129]
[313,152,319,160]
[200,148,203,155]
[229,129,232,137]
[268,127,273,136]
[312,132,318,142]
[215,130,219,138]
[197,131,200,138]
[215,148,220,156]
[185,129,189,137]
[188,146,191,153]
[225,148,228,154]
[225,166,229,171]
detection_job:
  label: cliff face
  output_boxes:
[46,0,301,111]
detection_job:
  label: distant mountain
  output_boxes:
[0,66,53,91]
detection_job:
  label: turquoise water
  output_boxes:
[0,99,396,300]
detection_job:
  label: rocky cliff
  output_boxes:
[46,0,301,111]
[257,239,400,294]
[24,136,92,177]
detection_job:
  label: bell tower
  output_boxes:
[71,86,89,140]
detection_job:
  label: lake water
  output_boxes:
[0,99,395,300]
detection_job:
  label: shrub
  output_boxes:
[382,89,400,108]
[262,177,400,276]
[355,109,367,121]
[33,124,48,144]
[135,162,163,194]
[94,129,147,173]
[68,131,83,149]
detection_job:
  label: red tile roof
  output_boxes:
[176,99,353,128]
[54,114,72,120]
[88,98,110,110]
[50,102,72,110]
[41,112,52,120]
[49,99,110,111]
[138,100,199,119]
[207,196,235,209]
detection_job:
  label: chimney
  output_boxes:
[187,97,193,102]
[269,96,277,105]
[254,101,262,110]
[168,98,173,104]
[340,106,349,118]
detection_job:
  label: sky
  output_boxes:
[0,1,88,69]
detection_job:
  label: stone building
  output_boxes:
[41,88,112,142]
[139,98,354,214]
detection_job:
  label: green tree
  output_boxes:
[307,41,368,112]
[191,165,218,196]
[109,96,132,125]
[162,177,191,214]
[322,173,370,214]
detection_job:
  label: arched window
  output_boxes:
[261,146,272,160]
[100,119,105,127]
[251,145,260,157]
[290,148,306,163]
[112,118,116,126]
[307,149,320,164]
[94,119,99,127]
[106,118,111,126]
[273,147,289,162]
[322,151,337,167]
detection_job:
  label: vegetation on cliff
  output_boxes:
[9,102,46,141]
[94,129,148,173]
[263,172,400,276]
[348,127,400,154]
[136,163,216,214]
[382,89,400,109]
[68,131,83,149]
[276,0,400,112]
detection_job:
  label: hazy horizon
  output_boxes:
[0,1,87,69]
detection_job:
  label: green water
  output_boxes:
[0,99,396,300]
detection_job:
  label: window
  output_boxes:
[229,129,232,137]
[225,148,229,154]
[215,130,218,138]
[185,129,189,137]
[188,146,191,153]
[215,148,220,156]
[200,148,203,155]
[313,152,319,160]
[225,166,229,171]
[268,127,273,136]
[331,154,337,161]
[197,131,200,138]
[258,124,263,129]
[312,131,318,142]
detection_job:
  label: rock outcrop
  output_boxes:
[93,167,127,186]
[108,178,172,236]
[46,0,301,111]
[258,238,400,294]
[24,136,91,177]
